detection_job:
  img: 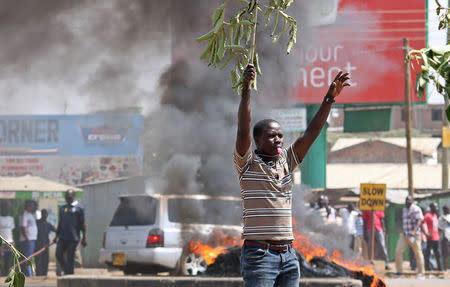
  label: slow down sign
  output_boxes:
[359,183,386,211]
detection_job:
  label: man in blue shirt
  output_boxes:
[54,189,87,275]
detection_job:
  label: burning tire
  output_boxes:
[177,252,208,276]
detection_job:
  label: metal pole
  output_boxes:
[403,38,414,197]
[444,0,450,191]
[443,99,449,191]
[370,210,375,262]
[448,0,450,44]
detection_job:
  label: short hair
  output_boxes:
[253,119,280,139]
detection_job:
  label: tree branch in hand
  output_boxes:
[243,64,256,92]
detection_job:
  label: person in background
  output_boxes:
[20,200,38,277]
[438,205,450,270]
[309,201,318,209]
[35,209,56,276]
[361,210,390,270]
[54,189,87,275]
[317,195,336,224]
[422,203,443,270]
[0,201,15,276]
[395,196,425,276]
[409,211,428,271]
[354,210,368,260]
[340,203,358,249]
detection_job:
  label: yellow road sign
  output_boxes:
[443,126,450,148]
[359,183,386,211]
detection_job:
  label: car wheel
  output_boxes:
[178,252,207,276]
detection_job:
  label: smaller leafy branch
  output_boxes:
[0,235,29,287]
[409,45,450,118]
[408,3,450,119]
[197,0,297,95]
[435,0,450,30]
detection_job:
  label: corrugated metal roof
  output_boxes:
[331,138,441,156]
[0,175,82,192]
[327,163,446,190]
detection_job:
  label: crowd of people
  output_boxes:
[0,189,86,277]
[311,195,450,275]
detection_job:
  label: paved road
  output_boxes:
[0,285,55,287]
[4,279,449,287]
[386,278,450,286]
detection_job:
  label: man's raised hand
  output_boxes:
[243,64,256,91]
[327,71,351,98]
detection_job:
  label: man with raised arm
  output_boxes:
[234,64,350,286]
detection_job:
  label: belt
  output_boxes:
[244,240,292,252]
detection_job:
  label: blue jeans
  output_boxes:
[241,243,300,287]
[20,240,36,277]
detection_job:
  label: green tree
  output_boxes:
[197,0,297,95]
[409,1,450,118]
[0,235,29,287]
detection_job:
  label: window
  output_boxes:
[110,196,158,226]
[168,198,242,225]
[401,109,405,122]
[431,109,442,121]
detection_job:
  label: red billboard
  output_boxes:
[295,0,426,104]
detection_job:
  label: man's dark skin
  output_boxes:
[236,64,350,162]
[55,190,87,247]
[41,209,48,222]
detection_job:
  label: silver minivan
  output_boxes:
[98,193,242,275]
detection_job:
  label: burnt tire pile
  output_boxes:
[204,247,385,287]
[205,246,242,277]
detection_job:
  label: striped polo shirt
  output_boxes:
[234,145,300,241]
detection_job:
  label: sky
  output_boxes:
[427,0,448,104]
[0,0,446,114]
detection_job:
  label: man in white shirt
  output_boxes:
[317,195,336,224]
[0,201,15,275]
[340,203,358,249]
[20,200,38,277]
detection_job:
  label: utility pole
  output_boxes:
[444,0,450,191]
[442,0,450,191]
[443,98,449,192]
[403,38,414,197]
[448,0,450,45]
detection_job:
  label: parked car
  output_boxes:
[98,193,242,275]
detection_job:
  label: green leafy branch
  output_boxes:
[197,0,297,95]
[409,45,450,118]
[435,0,450,30]
[0,235,29,287]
